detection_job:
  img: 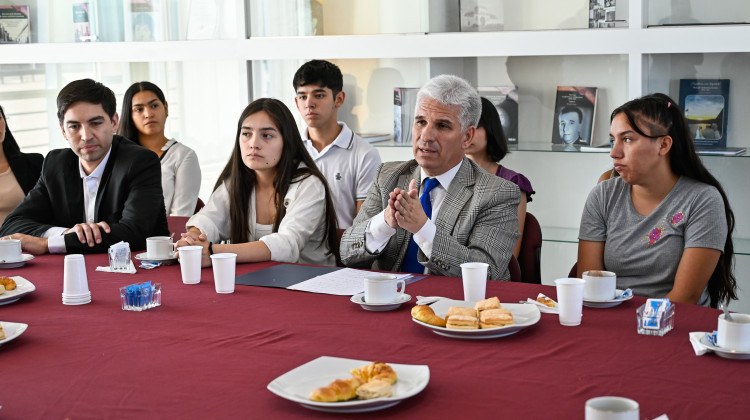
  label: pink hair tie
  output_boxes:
[667,102,672,108]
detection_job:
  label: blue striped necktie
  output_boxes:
[401,177,440,273]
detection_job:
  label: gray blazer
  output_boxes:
[340,157,520,280]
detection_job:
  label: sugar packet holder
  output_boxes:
[120,281,161,312]
[636,298,674,336]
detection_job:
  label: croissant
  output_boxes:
[309,377,363,402]
[350,361,398,385]
[411,305,447,327]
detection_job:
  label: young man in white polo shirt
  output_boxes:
[293,60,381,229]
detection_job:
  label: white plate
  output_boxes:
[0,321,29,346]
[699,335,750,360]
[0,276,36,305]
[267,356,429,413]
[0,254,34,269]
[583,289,633,308]
[350,293,411,312]
[135,252,177,262]
[412,299,541,339]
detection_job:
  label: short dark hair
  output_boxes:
[56,79,117,123]
[559,105,582,122]
[477,97,509,162]
[292,60,343,95]
[118,81,168,145]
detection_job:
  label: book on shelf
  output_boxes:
[459,0,503,32]
[358,133,391,144]
[0,5,31,44]
[73,3,95,42]
[123,0,166,42]
[589,0,625,28]
[393,87,419,144]
[679,79,730,149]
[477,86,518,145]
[551,86,600,146]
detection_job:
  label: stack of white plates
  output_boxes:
[62,291,91,305]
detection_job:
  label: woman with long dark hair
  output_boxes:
[118,81,201,216]
[0,104,43,225]
[177,98,339,267]
[465,97,534,258]
[578,93,735,307]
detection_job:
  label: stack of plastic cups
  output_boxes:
[62,254,91,305]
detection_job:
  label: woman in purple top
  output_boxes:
[465,97,535,258]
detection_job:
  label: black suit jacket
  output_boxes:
[0,135,168,253]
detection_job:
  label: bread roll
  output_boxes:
[355,379,393,400]
[1,276,16,291]
[309,377,363,402]
[411,305,447,327]
[350,361,398,385]
[475,296,501,311]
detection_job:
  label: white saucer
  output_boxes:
[135,252,177,262]
[699,335,750,360]
[583,289,633,308]
[350,293,411,311]
[0,254,34,269]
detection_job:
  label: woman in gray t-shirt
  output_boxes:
[578,93,736,307]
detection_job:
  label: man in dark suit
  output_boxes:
[340,75,520,280]
[0,79,168,254]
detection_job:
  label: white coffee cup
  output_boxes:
[364,274,405,304]
[717,313,750,351]
[460,262,489,302]
[555,278,585,326]
[63,254,89,296]
[0,238,22,262]
[146,236,176,259]
[583,270,617,300]
[585,396,639,420]
[211,253,237,294]
[178,245,203,284]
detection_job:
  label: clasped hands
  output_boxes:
[176,229,212,267]
[384,179,428,234]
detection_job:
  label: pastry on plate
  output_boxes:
[356,379,393,400]
[536,294,557,308]
[350,361,398,385]
[479,308,514,328]
[411,305,446,327]
[475,296,501,311]
[1,276,17,291]
[446,306,477,319]
[309,377,363,402]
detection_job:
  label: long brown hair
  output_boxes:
[611,93,736,307]
[214,98,340,263]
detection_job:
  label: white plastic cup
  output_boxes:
[63,254,89,296]
[211,253,237,294]
[0,238,22,262]
[363,274,405,304]
[717,313,750,351]
[555,278,585,326]
[585,396,639,420]
[583,270,617,300]
[147,236,176,259]
[460,262,488,302]
[178,245,203,284]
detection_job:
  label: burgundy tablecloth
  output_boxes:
[1,254,747,419]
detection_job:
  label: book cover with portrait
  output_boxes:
[0,5,31,44]
[123,0,166,42]
[73,3,94,42]
[477,86,518,144]
[551,86,598,147]
[679,79,730,149]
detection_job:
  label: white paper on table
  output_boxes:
[287,268,412,296]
